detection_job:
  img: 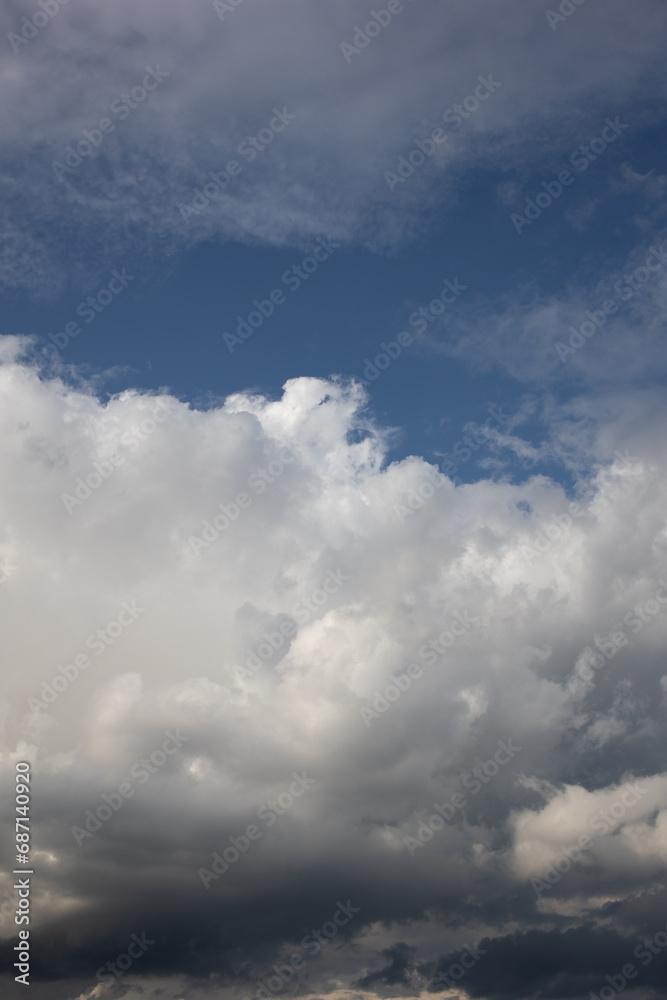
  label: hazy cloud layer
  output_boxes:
[1,0,666,294]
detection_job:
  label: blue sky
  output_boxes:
[1,3,667,1000]
[5,106,666,484]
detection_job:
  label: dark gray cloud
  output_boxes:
[428,926,667,1000]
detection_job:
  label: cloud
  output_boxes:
[1,0,666,294]
[510,775,667,884]
[1,344,666,997]
[425,925,667,1000]
[424,222,667,388]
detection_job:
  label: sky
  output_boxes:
[0,2,667,999]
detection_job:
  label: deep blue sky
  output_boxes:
[6,119,665,483]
